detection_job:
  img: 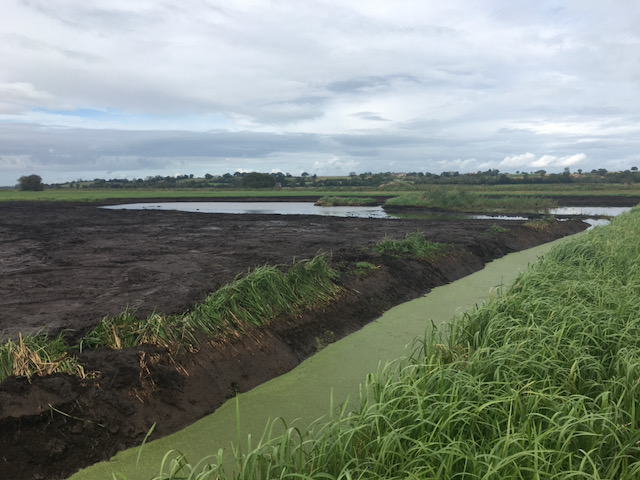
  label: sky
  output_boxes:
[1,1,639,186]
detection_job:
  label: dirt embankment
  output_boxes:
[0,199,601,479]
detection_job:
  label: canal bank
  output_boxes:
[68,234,578,480]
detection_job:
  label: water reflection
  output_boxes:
[550,206,631,217]
[103,202,632,221]
[103,201,390,218]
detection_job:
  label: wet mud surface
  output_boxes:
[0,196,632,479]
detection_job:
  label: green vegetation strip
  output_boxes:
[385,187,557,212]
[140,208,640,479]
[314,196,378,207]
[0,256,340,382]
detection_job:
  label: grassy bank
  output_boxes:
[1,231,452,382]
[314,196,378,207]
[0,256,341,381]
[385,188,558,212]
[143,207,640,479]
[0,189,389,202]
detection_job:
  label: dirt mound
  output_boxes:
[0,200,590,480]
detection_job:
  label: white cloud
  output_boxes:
[0,0,639,184]
[500,153,537,168]
[312,156,360,175]
[501,152,587,170]
[0,82,58,114]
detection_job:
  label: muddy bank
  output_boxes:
[0,200,591,480]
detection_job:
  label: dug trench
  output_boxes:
[0,199,600,479]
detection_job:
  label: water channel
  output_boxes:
[69,235,581,480]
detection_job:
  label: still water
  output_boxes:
[104,202,631,220]
[103,201,389,218]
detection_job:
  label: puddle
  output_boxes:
[550,206,632,217]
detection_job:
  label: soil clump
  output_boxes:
[0,198,610,479]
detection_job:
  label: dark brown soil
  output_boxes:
[0,196,630,480]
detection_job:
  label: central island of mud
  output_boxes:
[0,200,591,480]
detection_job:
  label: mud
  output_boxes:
[0,196,629,479]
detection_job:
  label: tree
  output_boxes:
[242,172,276,188]
[18,174,44,191]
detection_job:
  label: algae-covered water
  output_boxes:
[68,236,575,480]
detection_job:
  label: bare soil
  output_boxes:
[0,196,630,480]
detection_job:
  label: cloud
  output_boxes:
[351,111,390,122]
[500,153,537,168]
[533,153,586,168]
[312,155,360,175]
[0,83,57,114]
[1,1,639,184]
[501,152,587,170]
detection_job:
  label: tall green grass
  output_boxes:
[1,255,341,380]
[188,256,340,334]
[386,187,557,213]
[143,207,640,479]
[83,255,340,350]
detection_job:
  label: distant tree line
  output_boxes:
[29,166,640,191]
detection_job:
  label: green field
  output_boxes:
[1,182,640,203]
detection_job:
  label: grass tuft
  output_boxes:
[484,223,510,235]
[0,333,85,382]
[370,231,450,259]
[523,215,556,231]
[353,261,379,276]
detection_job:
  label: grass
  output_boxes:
[314,196,378,207]
[523,215,557,231]
[2,182,639,203]
[370,231,451,259]
[385,187,558,213]
[484,223,510,235]
[188,256,340,334]
[0,333,85,382]
[1,255,341,380]
[138,207,640,479]
[469,182,640,197]
[0,189,391,203]
[353,261,379,276]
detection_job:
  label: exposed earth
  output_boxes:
[0,195,636,480]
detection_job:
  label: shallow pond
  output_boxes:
[104,202,631,220]
[68,236,576,480]
[103,201,389,218]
